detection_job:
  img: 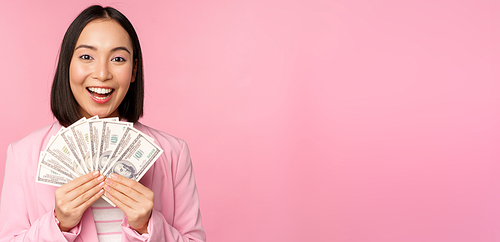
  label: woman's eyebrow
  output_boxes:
[111,46,131,54]
[74,45,131,54]
[75,44,96,51]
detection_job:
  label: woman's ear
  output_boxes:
[131,60,138,83]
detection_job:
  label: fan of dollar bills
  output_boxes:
[36,116,163,205]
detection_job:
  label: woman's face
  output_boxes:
[70,19,136,119]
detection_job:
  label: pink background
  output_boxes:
[0,0,498,241]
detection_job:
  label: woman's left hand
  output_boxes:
[104,174,154,234]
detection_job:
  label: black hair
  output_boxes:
[51,5,144,127]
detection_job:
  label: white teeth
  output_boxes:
[88,87,113,94]
[94,96,108,100]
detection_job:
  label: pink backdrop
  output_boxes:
[0,0,498,241]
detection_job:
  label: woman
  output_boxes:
[0,5,206,242]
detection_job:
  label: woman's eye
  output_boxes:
[112,57,126,62]
[79,54,93,60]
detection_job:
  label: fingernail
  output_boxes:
[104,184,111,190]
[93,171,99,177]
[97,175,104,182]
[99,189,104,194]
[110,174,118,179]
[99,182,104,187]
[106,179,113,185]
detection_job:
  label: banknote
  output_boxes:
[89,117,120,171]
[89,118,120,171]
[36,162,72,187]
[67,116,97,173]
[102,132,163,181]
[105,126,155,171]
[39,151,78,179]
[89,120,103,173]
[58,117,90,173]
[44,129,86,177]
[59,127,88,174]
[98,120,132,172]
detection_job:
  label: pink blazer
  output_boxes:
[0,122,206,242]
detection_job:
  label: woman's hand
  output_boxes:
[55,171,105,231]
[104,174,154,234]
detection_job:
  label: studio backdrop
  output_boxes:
[0,0,498,241]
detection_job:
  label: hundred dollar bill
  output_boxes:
[60,126,88,174]
[103,132,163,181]
[97,120,132,172]
[104,127,154,172]
[105,127,140,169]
[44,130,86,177]
[68,116,98,173]
[89,118,119,172]
[89,120,104,173]
[35,162,72,187]
[39,151,78,179]
[95,118,134,207]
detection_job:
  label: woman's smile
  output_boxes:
[86,86,115,103]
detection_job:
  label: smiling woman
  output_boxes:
[51,5,144,127]
[0,5,206,242]
[69,19,136,119]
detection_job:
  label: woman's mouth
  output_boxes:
[87,87,115,104]
[87,87,114,100]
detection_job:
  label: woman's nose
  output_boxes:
[92,61,112,81]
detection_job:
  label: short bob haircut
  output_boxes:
[51,5,144,127]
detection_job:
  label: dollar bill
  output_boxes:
[98,120,132,172]
[36,162,72,187]
[89,118,119,172]
[57,117,91,173]
[67,116,97,173]
[59,127,88,174]
[105,127,154,170]
[89,120,104,173]
[39,151,78,179]
[44,129,86,177]
[102,132,163,181]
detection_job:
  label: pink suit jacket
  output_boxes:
[0,122,206,242]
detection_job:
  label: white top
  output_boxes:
[91,197,124,242]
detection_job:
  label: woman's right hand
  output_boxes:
[54,170,105,231]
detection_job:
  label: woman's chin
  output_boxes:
[81,109,119,119]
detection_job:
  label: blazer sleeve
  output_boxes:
[121,140,206,242]
[0,144,81,242]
